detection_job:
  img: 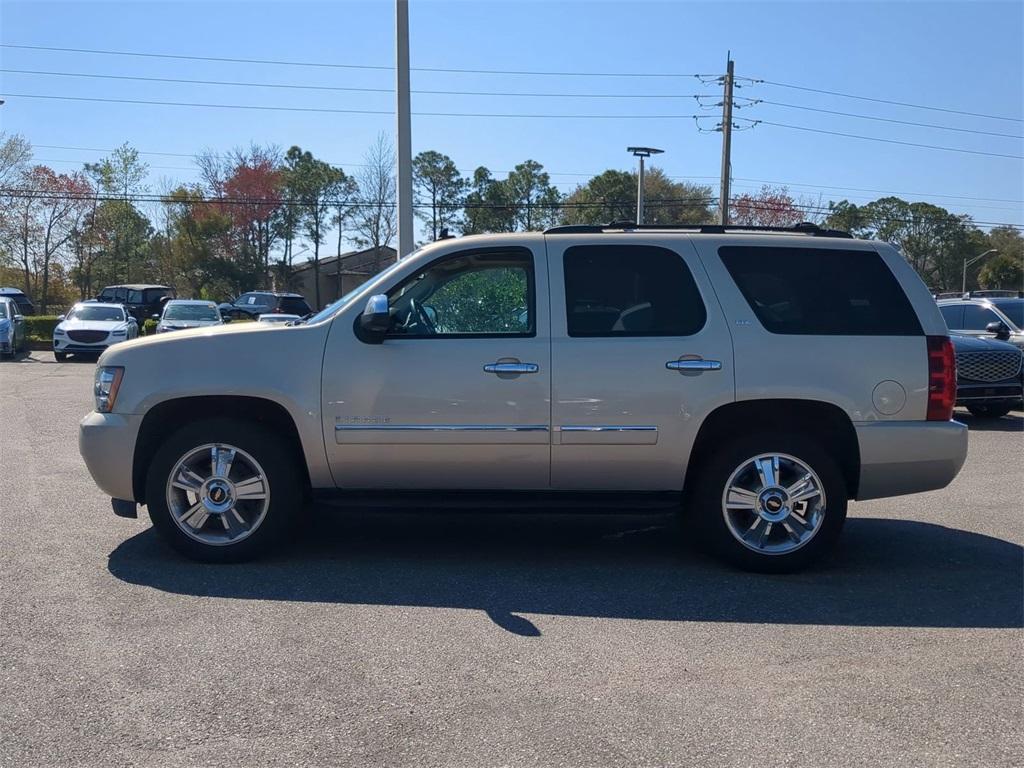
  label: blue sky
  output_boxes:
[2,0,1022,243]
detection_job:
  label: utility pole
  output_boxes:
[718,54,734,225]
[395,0,413,258]
[628,146,663,225]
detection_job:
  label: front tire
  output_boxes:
[686,432,848,573]
[53,351,67,362]
[967,404,1013,419]
[145,418,303,562]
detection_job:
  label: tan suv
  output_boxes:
[79,224,967,572]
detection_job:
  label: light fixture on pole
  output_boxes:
[627,146,663,225]
[962,248,998,294]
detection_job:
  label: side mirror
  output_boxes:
[151,314,160,321]
[358,294,391,342]
[985,320,1011,340]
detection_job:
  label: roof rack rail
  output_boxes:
[543,221,853,238]
[964,289,1024,299]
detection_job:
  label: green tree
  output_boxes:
[560,168,713,226]
[462,167,515,234]
[978,253,1023,290]
[284,146,347,309]
[84,144,150,284]
[412,150,466,240]
[505,160,561,231]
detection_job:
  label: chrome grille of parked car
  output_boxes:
[67,330,109,344]
[956,351,1023,382]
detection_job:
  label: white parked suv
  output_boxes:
[79,224,968,571]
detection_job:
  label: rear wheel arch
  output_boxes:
[132,395,310,502]
[686,399,861,498]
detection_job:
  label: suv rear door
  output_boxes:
[321,240,551,489]
[546,235,735,490]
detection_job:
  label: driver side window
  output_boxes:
[386,249,534,338]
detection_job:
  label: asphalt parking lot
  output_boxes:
[1,351,1021,768]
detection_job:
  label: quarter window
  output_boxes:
[938,304,963,329]
[719,246,922,336]
[563,245,706,337]
[386,249,534,337]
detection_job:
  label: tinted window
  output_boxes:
[280,297,311,315]
[989,300,1024,329]
[719,246,922,336]
[563,245,706,337]
[144,288,170,303]
[961,304,999,330]
[387,249,534,337]
[938,304,963,329]
[127,289,144,304]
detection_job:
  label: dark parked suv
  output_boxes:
[218,291,312,319]
[96,284,174,323]
[950,334,1024,418]
[0,287,35,316]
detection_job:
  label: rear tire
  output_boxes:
[967,404,1013,418]
[686,431,847,573]
[145,418,303,562]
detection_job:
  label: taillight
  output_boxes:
[926,335,956,421]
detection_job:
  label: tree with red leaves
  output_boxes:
[730,185,804,228]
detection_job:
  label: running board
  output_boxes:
[310,489,681,513]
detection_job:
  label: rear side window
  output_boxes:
[280,297,311,314]
[563,245,706,337]
[718,246,922,336]
[938,304,963,329]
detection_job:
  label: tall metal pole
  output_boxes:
[636,155,645,225]
[718,55,734,225]
[395,0,413,258]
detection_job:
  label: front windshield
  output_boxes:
[68,305,125,322]
[0,304,7,319]
[991,301,1024,330]
[303,254,415,325]
[164,304,220,321]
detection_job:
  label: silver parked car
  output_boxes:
[79,224,967,572]
[53,302,138,361]
[937,295,1024,351]
[0,297,27,358]
[257,313,303,325]
[155,300,224,334]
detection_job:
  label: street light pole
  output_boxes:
[395,0,413,258]
[962,248,999,294]
[627,146,664,225]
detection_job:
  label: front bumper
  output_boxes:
[79,411,144,501]
[855,420,968,500]
[55,338,115,354]
[955,380,1023,406]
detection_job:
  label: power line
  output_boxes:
[745,119,1024,160]
[0,69,710,99]
[748,78,1023,123]
[758,100,1024,140]
[0,92,706,119]
[0,43,704,78]
[29,145,1024,205]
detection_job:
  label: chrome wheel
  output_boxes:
[165,443,270,546]
[721,453,826,555]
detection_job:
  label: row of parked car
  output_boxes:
[0,283,312,361]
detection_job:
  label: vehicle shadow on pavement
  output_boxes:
[107,514,1023,634]
[955,412,1024,433]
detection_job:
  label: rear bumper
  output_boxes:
[854,420,968,500]
[79,411,144,501]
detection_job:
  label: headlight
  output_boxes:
[94,366,124,413]
[111,328,127,336]
[54,326,65,336]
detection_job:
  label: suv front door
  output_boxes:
[546,237,735,490]
[321,242,551,489]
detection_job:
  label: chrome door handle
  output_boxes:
[666,359,722,371]
[484,362,539,374]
